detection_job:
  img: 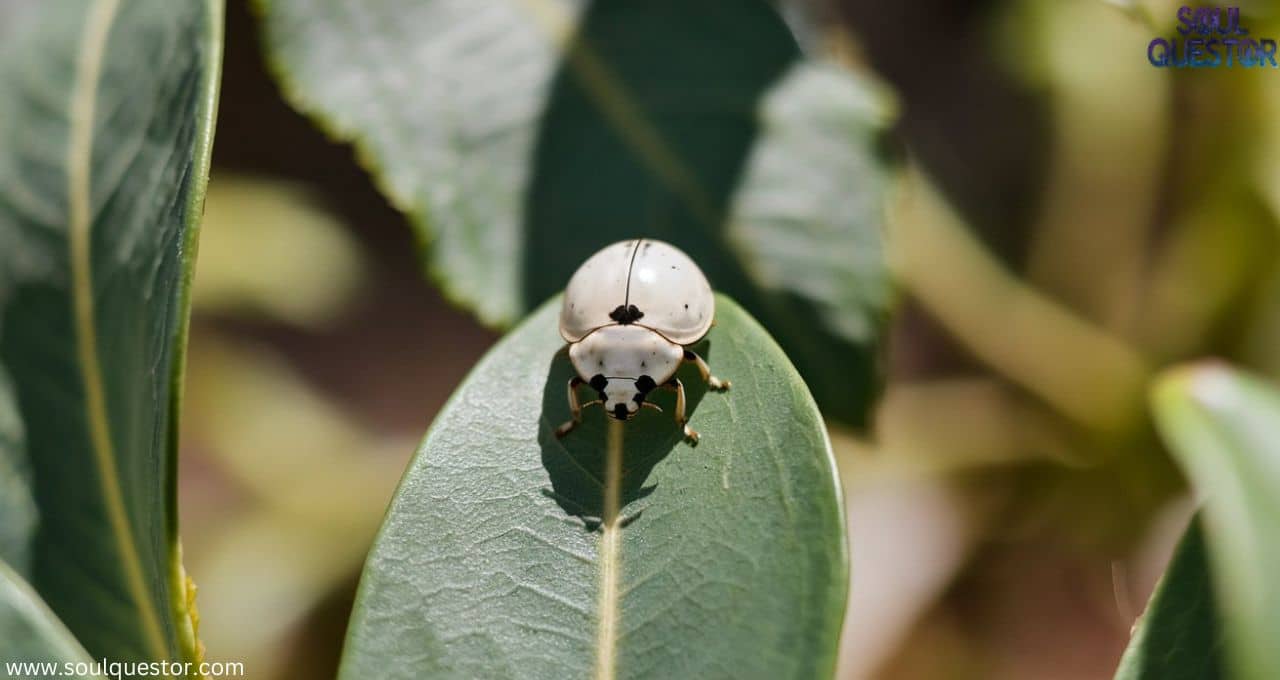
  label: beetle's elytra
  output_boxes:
[556,239,730,444]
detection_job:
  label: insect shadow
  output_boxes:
[537,340,713,530]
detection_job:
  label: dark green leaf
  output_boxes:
[0,367,36,576]
[0,560,94,675]
[0,0,222,667]
[257,0,894,426]
[340,295,847,679]
[1114,516,1224,680]
[1144,364,1280,680]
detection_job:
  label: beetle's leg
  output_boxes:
[555,377,586,438]
[662,378,699,444]
[683,350,731,391]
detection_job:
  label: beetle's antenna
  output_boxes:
[581,400,603,409]
[640,402,663,413]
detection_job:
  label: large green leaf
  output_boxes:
[1141,364,1280,680]
[257,0,894,426]
[0,560,94,676]
[0,0,222,669]
[1114,517,1224,680]
[340,295,847,679]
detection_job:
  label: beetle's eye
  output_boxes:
[589,374,608,392]
[635,375,656,393]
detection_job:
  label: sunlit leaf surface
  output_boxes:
[340,295,847,679]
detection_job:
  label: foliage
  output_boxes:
[255,0,895,427]
[1,0,1279,679]
[1114,517,1224,680]
[339,296,847,679]
[1123,365,1280,680]
[0,0,222,671]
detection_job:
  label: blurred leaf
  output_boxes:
[184,336,409,512]
[194,174,364,326]
[1240,269,1280,379]
[257,0,894,426]
[181,336,409,675]
[1098,0,1154,23]
[1018,0,1166,330]
[196,511,375,678]
[1139,192,1277,363]
[0,366,36,575]
[889,167,1149,434]
[340,295,847,679]
[1149,364,1280,680]
[0,560,93,674]
[1114,517,1225,680]
[848,378,1088,475]
[0,0,222,667]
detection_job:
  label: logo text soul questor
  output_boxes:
[1148,6,1278,68]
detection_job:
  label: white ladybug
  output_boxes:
[556,239,730,443]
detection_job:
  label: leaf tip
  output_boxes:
[1152,359,1241,417]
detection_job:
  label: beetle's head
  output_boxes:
[589,374,657,421]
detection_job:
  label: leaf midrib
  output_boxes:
[67,0,168,661]
[593,420,624,680]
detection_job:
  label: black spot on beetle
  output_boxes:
[613,403,629,420]
[683,303,688,309]
[635,375,656,393]
[609,304,644,324]
[590,374,608,392]
[640,360,646,368]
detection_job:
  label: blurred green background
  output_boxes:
[182,0,1280,678]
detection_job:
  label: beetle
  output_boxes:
[556,238,730,443]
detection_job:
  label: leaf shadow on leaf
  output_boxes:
[536,340,714,528]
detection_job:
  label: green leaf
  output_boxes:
[340,295,848,679]
[1114,516,1225,680]
[0,0,222,668]
[0,367,36,576]
[256,0,894,426]
[1145,364,1280,680]
[0,560,94,675]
